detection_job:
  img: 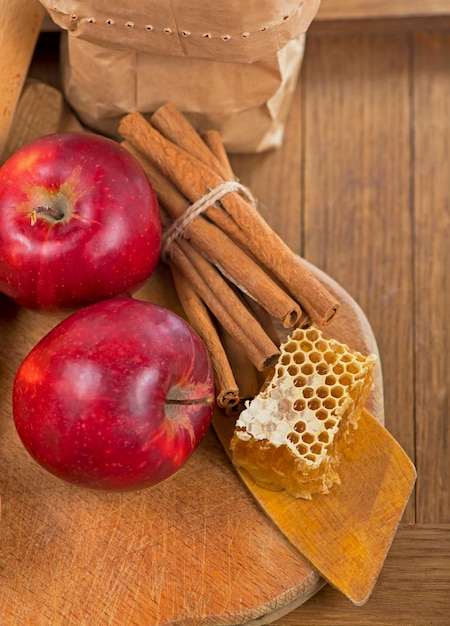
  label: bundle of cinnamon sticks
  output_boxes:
[118,103,339,410]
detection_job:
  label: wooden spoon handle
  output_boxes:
[0,0,46,160]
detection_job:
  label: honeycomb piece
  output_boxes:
[230,327,377,499]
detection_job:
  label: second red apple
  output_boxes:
[12,297,215,491]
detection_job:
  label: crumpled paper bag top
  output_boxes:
[39,0,320,63]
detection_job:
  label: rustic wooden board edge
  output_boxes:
[240,579,328,626]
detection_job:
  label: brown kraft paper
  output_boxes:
[40,1,321,152]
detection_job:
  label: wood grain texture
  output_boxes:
[272,525,450,625]
[316,0,450,20]
[302,32,416,522]
[412,32,450,524]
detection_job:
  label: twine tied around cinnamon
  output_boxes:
[161,180,256,261]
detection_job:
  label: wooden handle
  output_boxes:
[0,0,46,160]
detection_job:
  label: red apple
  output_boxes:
[0,132,161,310]
[12,297,215,491]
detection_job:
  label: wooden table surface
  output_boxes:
[12,8,450,625]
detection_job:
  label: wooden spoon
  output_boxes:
[0,0,46,160]
[213,408,415,606]
[213,265,416,606]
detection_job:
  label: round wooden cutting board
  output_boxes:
[0,261,384,625]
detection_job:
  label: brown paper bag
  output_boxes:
[39,0,320,152]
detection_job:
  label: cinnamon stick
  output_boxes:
[169,240,280,371]
[151,102,230,181]
[219,327,260,402]
[122,140,186,214]
[147,105,339,326]
[219,191,339,326]
[201,129,339,327]
[118,110,339,327]
[119,111,243,241]
[199,131,338,327]
[241,293,281,348]
[160,206,264,405]
[122,138,302,328]
[170,265,239,409]
[201,129,235,180]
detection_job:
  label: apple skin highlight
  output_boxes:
[0,132,162,310]
[12,298,215,491]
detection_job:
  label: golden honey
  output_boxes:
[230,327,377,499]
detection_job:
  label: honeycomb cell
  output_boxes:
[316,409,328,421]
[323,397,336,410]
[317,386,329,398]
[306,328,319,341]
[325,351,337,364]
[278,399,291,414]
[316,363,329,375]
[297,443,309,455]
[331,385,344,398]
[310,351,321,363]
[293,399,306,411]
[287,364,298,376]
[339,374,353,386]
[301,432,315,445]
[288,432,300,444]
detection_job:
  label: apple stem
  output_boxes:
[30,205,65,225]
